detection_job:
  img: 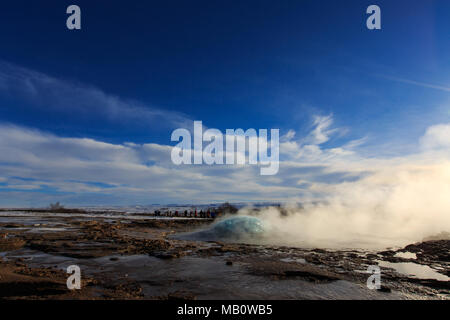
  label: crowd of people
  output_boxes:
[152,209,220,219]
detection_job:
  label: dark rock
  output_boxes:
[155,253,177,259]
[167,290,197,300]
[377,285,392,293]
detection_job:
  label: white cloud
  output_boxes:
[281,129,296,142]
[303,115,339,145]
[420,123,450,150]
[0,61,191,129]
[0,117,449,215]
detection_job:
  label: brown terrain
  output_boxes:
[0,211,448,300]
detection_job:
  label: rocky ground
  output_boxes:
[0,212,448,300]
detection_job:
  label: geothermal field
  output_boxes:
[0,207,448,300]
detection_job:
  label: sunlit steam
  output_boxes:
[238,161,450,249]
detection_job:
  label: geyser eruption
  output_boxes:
[238,161,450,249]
[173,216,267,242]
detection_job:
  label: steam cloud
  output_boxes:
[238,158,450,249]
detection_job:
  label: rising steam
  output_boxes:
[238,160,450,249]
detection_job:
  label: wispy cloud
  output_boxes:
[1,113,449,209]
[0,61,191,129]
[381,74,450,93]
[301,115,347,146]
[0,115,363,206]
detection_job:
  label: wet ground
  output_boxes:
[0,210,448,300]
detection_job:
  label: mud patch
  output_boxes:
[246,259,342,283]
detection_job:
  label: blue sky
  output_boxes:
[0,0,449,206]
